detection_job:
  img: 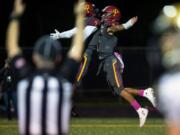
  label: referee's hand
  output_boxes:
[11,0,26,17]
[74,0,85,16]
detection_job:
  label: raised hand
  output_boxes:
[74,0,85,16]
[50,29,61,40]
[122,16,138,30]
[11,0,25,17]
[130,16,138,26]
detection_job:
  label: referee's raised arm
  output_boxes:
[6,0,25,59]
[67,0,85,62]
[60,0,85,83]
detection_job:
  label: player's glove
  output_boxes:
[50,29,61,40]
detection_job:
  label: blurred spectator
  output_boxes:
[154,3,180,135]
[0,59,17,120]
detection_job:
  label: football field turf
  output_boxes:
[0,117,166,135]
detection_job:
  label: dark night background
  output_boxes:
[0,0,179,90]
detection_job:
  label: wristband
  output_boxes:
[9,14,21,20]
[122,19,133,29]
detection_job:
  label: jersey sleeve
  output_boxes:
[59,28,77,38]
[84,26,97,40]
[60,58,80,83]
[10,55,31,80]
[60,26,97,41]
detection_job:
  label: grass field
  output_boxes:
[0,117,166,135]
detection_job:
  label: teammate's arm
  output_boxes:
[50,26,97,40]
[6,0,25,58]
[107,16,138,33]
[67,0,85,62]
[50,28,77,40]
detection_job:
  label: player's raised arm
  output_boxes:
[67,0,85,62]
[107,16,138,33]
[6,0,25,58]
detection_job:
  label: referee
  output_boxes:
[6,0,85,135]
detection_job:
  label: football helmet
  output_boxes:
[84,2,96,17]
[101,5,121,25]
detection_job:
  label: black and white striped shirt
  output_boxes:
[11,55,79,135]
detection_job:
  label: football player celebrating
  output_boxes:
[50,2,101,116]
[89,5,156,127]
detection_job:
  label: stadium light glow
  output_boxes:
[176,16,180,28]
[163,5,177,18]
